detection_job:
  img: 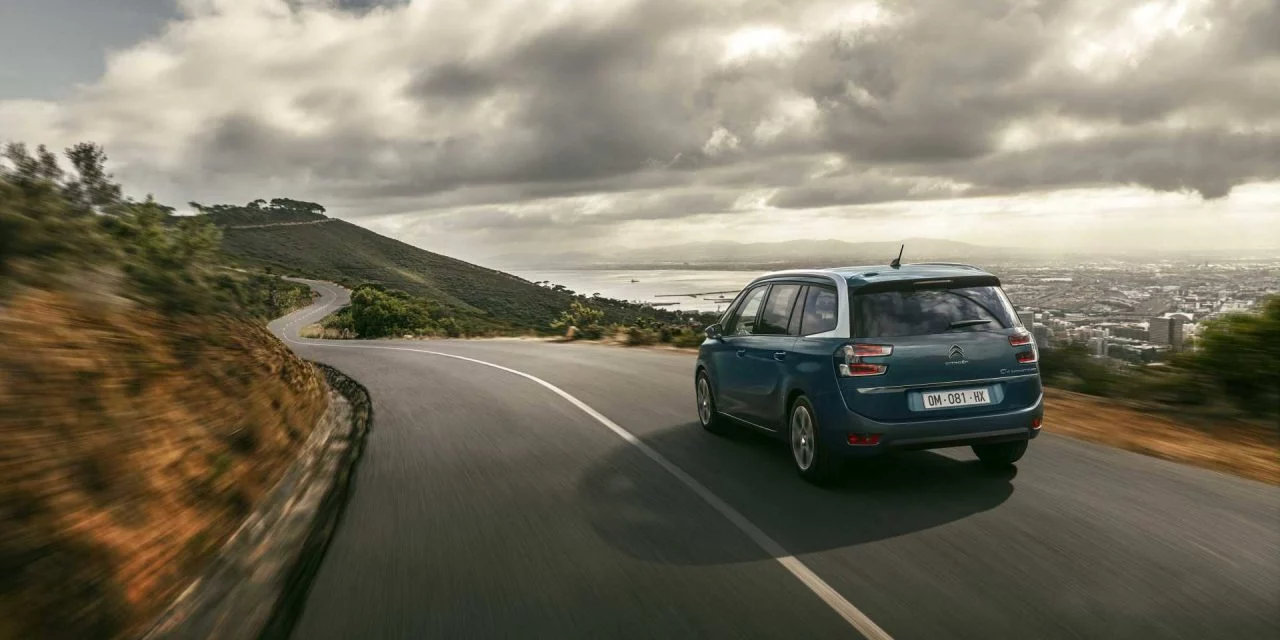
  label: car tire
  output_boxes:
[972,440,1028,468]
[696,371,730,435]
[789,396,838,485]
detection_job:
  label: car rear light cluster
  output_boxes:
[847,433,882,446]
[839,343,892,377]
[1032,417,1042,429]
[1010,329,1038,363]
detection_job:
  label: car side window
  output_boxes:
[799,285,838,335]
[787,286,809,336]
[755,284,802,335]
[718,291,746,328]
[725,285,768,336]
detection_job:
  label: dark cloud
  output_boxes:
[952,128,1280,199]
[797,0,1045,164]
[330,0,409,13]
[12,0,1280,224]
[427,189,740,232]
[768,173,971,209]
[409,63,495,101]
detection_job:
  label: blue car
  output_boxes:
[695,263,1043,483]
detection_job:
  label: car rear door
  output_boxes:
[736,283,803,429]
[839,282,1042,422]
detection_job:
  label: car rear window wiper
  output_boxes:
[948,319,992,329]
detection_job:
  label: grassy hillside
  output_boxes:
[1,142,329,639]
[0,291,326,639]
[206,204,699,334]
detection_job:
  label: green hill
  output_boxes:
[201,201,688,334]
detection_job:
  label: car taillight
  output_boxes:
[1009,329,1037,363]
[839,344,891,377]
[1009,330,1033,347]
[843,363,888,376]
[851,344,893,357]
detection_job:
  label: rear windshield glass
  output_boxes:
[853,286,1017,338]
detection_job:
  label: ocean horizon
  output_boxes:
[510,268,764,313]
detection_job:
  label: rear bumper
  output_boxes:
[818,393,1043,456]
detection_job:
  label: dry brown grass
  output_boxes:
[1044,388,1279,485]
[0,289,327,639]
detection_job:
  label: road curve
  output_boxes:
[272,280,1279,639]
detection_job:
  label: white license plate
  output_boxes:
[922,387,992,410]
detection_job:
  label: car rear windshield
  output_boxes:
[852,286,1017,338]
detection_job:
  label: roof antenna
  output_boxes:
[890,244,904,269]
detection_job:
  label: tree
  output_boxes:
[1,140,244,313]
[0,143,108,274]
[267,198,325,217]
[62,142,123,215]
[1188,297,1280,417]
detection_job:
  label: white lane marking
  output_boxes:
[279,284,893,640]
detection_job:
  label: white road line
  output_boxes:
[279,284,893,640]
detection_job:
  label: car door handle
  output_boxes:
[736,349,747,357]
[773,351,787,361]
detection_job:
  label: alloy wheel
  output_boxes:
[696,376,712,425]
[790,404,815,471]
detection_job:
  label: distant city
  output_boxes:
[996,259,1279,364]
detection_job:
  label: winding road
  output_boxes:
[271,280,1279,640]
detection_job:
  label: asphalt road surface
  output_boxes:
[271,280,1279,640]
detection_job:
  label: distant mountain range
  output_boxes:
[489,238,1024,269]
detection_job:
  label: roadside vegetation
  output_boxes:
[308,281,716,341]
[322,284,470,338]
[0,142,326,639]
[1032,301,1278,483]
[1038,298,1279,423]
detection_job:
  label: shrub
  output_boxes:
[551,300,606,339]
[345,285,438,337]
[1186,297,1280,418]
[0,141,294,319]
[668,327,706,348]
[625,326,660,345]
[1037,343,1120,396]
[0,143,111,281]
[101,200,228,313]
[213,273,314,320]
[438,317,464,338]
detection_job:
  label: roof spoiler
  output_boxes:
[854,274,1002,295]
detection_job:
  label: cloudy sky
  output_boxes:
[3,0,1278,264]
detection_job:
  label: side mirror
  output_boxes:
[705,323,723,340]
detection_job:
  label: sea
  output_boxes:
[509,269,766,314]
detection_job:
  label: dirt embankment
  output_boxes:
[0,289,327,640]
[1043,389,1278,486]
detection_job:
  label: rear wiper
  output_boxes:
[948,319,992,329]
